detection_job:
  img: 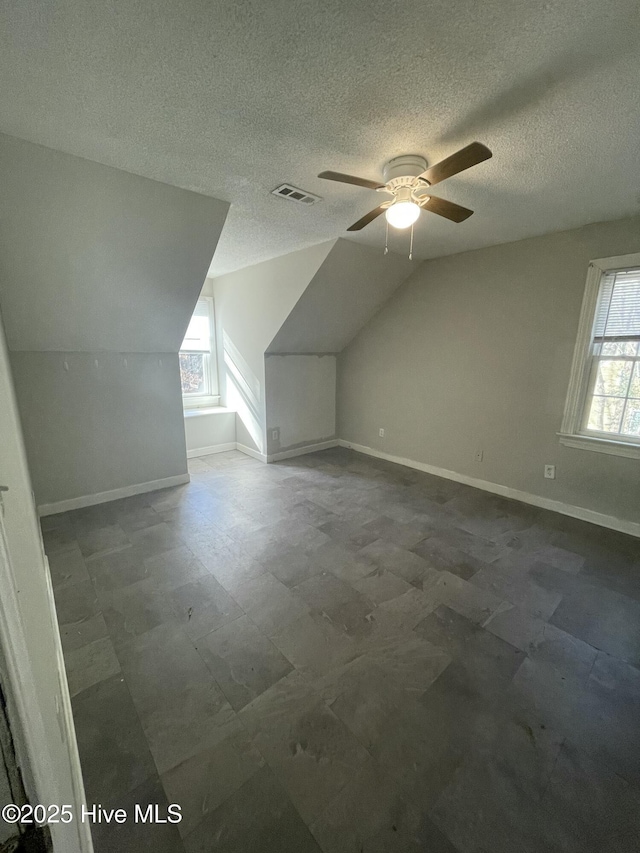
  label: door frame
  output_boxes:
[0,318,92,853]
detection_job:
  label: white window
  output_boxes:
[179,297,219,409]
[560,253,640,458]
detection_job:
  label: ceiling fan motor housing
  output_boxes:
[383,154,428,187]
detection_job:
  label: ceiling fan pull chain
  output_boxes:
[409,222,414,260]
[384,220,389,255]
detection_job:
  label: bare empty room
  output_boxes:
[0,1,639,852]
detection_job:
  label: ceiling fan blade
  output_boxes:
[417,142,492,187]
[347,205,387,231]
[318,170,385,190]
[420,195,474,223]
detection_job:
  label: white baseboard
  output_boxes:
[267,439,339,462]
[339,440,640,539]
[235,440,340,463]
[187,442,237,458]
[37,473,191,517]
[236,443,268,463]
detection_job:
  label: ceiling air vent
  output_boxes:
[271,184,321,205]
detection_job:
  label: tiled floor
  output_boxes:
[44,448,640,852]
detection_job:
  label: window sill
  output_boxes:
[183,394,220,411]
[184,406,235,419]
[558,432,640,459]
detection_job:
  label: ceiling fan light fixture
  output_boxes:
[385,200,420,230]
[318,141,491,234]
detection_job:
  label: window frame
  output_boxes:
[180,296,220,410]
[559,252,640,459]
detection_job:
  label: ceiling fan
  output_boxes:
[318,142,492,233]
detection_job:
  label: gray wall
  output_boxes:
[338,215,640,526]
[10,352,188,507]
[0,133,229,353]
[0,134,229,506]
[184,409,237,455]
[265,355,336,455]
[212,242,335,453]
[212,239,414,456]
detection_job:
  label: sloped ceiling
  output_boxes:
[267,240,416,353]
[0,1,638,277]
[0,134,229,352]
[213,241,336,379]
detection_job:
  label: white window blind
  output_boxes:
[181,299,211,352]
[593,269,640,343]
[583,267,640,441]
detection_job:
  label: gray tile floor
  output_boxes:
[44,448,640,852]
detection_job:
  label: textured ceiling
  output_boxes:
[1,0,639,276]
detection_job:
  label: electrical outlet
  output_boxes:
[475,450,484,462]
[379,428,385,438]
[544,464,556,479]
[271,428,279,442]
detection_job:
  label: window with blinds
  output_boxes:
[583,267,640,440]
[179,297,219,405]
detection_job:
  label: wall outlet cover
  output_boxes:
[379,428,385,437]
[544,464,556,479]
[475,450,484,462]
[271,428,280,442]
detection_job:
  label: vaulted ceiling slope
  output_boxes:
[0,135,229,352]
[267,240,416,354]
[212,241,336,382]
[1,1,638,277]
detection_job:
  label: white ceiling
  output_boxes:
[1,0,639,277]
